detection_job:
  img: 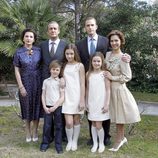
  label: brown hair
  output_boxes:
[49,60,62,71]
[107,30,125,47]
[87,52,106,80]
[61,43,81,76]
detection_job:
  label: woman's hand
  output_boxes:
[121,53,131,63]
[104,71,112,80]
[19,87,27,97]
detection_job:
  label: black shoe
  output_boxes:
[40,145,49,152]
[57,150,63,154]
[87,139,93,146]
[104,138,111,146]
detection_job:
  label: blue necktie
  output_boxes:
[90,38,96,55]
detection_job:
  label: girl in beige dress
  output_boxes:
[86,52,110,153]
[104,30,141,152]
[61,44,85,151]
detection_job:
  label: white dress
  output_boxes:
[87,71,110,121]
[62,63,84,114]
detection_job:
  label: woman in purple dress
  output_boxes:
[13,28,42,142]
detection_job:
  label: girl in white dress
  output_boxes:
[61,44,85,151]
[86,52,111,153]
[104,30,141,152]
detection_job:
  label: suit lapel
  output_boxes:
[96,35,101,50]
[84,37,89,56]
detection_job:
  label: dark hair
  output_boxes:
[21,28,37,44]
[61,43,81,76]
[49,60,62,71]
[107,30,125,48]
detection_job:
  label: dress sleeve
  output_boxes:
[111,60,132,83]
[13,51,21,67]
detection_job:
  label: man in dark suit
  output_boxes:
[76,17,111,146]
[40,21,67,152]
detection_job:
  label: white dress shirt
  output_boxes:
[49,38,60,54]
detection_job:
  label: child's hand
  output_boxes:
[44,107,50,114]
[79,101,85,111]
[102,106,108,113]
[85,106,89,112]
[49,106,57,113]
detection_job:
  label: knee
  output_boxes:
[66,121,73,128]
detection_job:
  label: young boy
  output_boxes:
[40,60,65,154]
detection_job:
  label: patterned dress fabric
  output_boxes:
[87,71,110,121]
[105,51,141,124]
[62,63,84,114]
[13,46,43,121]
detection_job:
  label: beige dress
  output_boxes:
[105,51,141,124]
[62,63,84,114]
[87,71,110,121]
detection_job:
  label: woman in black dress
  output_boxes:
[13,28,42,142]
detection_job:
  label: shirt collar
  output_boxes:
[48,76,59,81]
[49,38,60,45]
[88,34,98,41]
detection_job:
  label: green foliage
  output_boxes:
[97,0,158,93]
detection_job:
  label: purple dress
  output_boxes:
[13,46,43,121]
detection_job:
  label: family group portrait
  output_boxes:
[0,0,158,158]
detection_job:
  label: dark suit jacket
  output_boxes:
[39,39,67,80]
[76,35,109,72]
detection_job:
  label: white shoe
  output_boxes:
[66,142,72,151]
[98,144,105,153]
[91,144,98,153]
[71,142,77,151]
[26,137,31,143]
[108,141,123,152]
[122,137,128,145]
[32,137,38,142]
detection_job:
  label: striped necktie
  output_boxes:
[50,42,55,57]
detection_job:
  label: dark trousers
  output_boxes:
[41,106,63,151]
[88,119,111,142]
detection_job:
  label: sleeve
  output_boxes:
[111,60,132,83]
[13,51,21,67]
[42,80,46,90]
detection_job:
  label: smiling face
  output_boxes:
[110,35,121,51]
[23,32,35,46]
[92,56,102,71]
[85,18,98,37]
[47,22,60,40]
[50,67,61,78]
[65,49,75,63]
